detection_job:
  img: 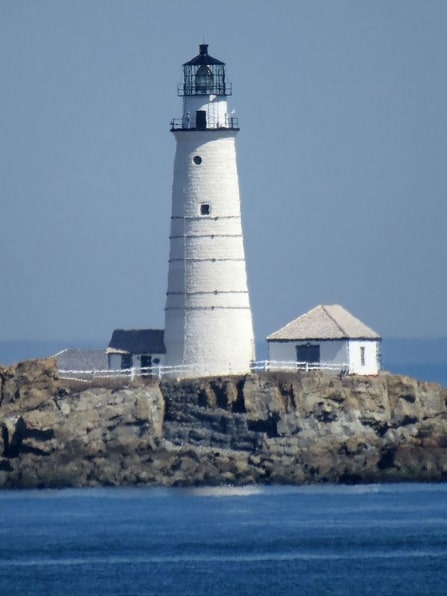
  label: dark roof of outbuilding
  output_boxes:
[183,43,225,66]
[54,349,108,371]
[107,329,166,355]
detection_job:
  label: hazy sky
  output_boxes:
[1,0,446,345]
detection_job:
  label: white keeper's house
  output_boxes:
[106,329,166,371]
[267,305,381,375]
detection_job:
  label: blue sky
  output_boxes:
[1,0,446,344]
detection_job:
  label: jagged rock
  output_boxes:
[0,359,446,488]
[0,358,60,411]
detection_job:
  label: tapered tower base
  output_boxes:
[164,129,254,377]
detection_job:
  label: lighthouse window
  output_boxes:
[193,155,202,165]
[200,203,210,216]
[195,64,214,94]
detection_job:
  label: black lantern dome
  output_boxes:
[179,44,232,96]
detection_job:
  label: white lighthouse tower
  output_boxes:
[164,43,255,377]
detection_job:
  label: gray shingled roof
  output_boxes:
[267,305,381,341]
[107,329,166,355]
[54,349,108,371]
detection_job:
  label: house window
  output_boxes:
[200,203,210,216]
[121,354,132,369]
[360,346,366,366]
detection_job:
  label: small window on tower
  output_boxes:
[200,203,210,216]
[193,155,202,165]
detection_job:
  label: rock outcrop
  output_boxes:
[1,359,446,488]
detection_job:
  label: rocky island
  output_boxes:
[0,358,446,488]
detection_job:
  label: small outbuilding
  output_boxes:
[54,348,108,372]
[267,304,381,375]
[107,329,166,371]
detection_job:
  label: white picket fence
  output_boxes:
[59,360,349,381]
[251,361,348,374]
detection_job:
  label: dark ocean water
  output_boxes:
[386,363,447,387]
[0,484,446,595]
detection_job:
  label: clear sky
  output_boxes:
[1,0,446,345]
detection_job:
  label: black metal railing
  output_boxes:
[170,114,239,131]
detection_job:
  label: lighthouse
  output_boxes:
[164,43,255,377]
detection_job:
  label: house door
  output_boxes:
[296,344,320,365]
[140,355,152,376]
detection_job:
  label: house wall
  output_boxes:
[108,353,166,371]
[348,340,380,375]
[268,340,349,367]
[108,354,120,370]
[267,339,380,375]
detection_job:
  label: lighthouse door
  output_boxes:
[196,110,206,130]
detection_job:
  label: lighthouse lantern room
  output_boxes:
[164,44,255,377]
